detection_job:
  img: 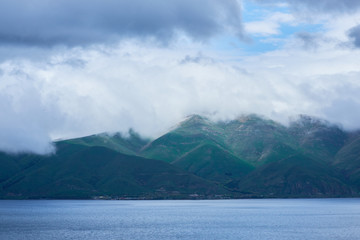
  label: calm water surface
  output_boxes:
[0,199,360,240]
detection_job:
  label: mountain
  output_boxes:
[172,143,254,184]
[334,134,360,191]
[140,115,228,162]
[63,129,150,156]
[1,114,360,199]
[0,152,38,183]
[219,115,298,166]
[138,114,359,197]
[227,154,353,197]
[0,142,227,199]
[288,115,348,162]
[139,115,256,184]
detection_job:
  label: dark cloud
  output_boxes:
[348,25,360,48]
[179,53,216,65]
[255,0,360,13]
[296,32,320,50]
[286,0,360,13]
[0,0,243,47]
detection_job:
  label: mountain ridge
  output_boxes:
[1,114,359,199]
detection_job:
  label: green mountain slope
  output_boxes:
[1,114,359,199]
[172,143,254,184]
[289,115,348,162]
[0,152,42,183]
[64,129,149,156]
[219,115,298,166]
[334,134,360,190]
[140,115,228,162]
[227,154,353,197]
[0,142,227,199]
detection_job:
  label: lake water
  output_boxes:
[1,199,360,240]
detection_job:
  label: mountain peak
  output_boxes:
[184,114,209,122]
[289,114,344,136]
[291,114,330,128]
[177,114,212,129]
[236,114,263,123]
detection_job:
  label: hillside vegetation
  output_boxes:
[1,114,359,199]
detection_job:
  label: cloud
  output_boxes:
[0,64,63,154]
[348,25,360,48]
[295,32,322,50]
[0,0,243,47]
[254,0,360,14]
[1,0,360,155]
[286,0,360,13]
[244,12,295,36]
[179,52,216,65]
[1,41,360,154]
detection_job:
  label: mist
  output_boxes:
[1,40,360,154]
[1,0,360,154]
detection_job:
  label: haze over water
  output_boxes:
[1,199,359,240]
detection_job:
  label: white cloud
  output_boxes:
[244,12,295,36]
[1,1,360,154]
[1,36,360,154]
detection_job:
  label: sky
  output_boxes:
[1,0,360,154]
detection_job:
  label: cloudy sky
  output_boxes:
[1,0,360,154]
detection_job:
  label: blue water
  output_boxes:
[0,199,360,240]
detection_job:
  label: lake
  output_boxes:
[0,199,359,239]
